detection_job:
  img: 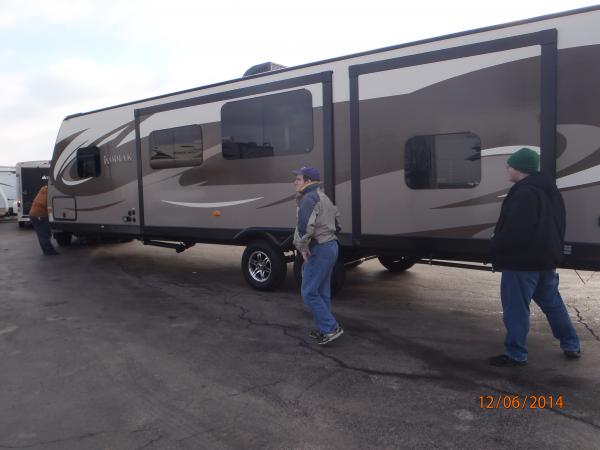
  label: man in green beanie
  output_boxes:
[490,147,580,366]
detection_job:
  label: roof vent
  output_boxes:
[243,62,287,77]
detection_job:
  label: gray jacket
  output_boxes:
[293,183,341,252]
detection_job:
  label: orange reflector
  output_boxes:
[212,210,221,217]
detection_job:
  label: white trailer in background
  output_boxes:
[0,186,7,216]
[0,166,17,215]
[16,161,50,227]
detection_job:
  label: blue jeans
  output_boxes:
[301,240,339,333]
[31,216,56,255]
[501,270,580,362]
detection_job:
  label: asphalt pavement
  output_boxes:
[0,219,599,449]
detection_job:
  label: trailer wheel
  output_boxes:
[293,251,346,296]
[54,232,73,247]
[378,256,417,272]
[241,241,287,291]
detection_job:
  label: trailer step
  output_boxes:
[143,240,195,253]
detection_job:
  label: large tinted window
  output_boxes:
[221,89,313,159]
[77,146,101,178]
[404,132,481,189]
[149,124,203,169]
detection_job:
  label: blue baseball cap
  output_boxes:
[292,166,320,181]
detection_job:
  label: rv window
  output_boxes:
[77,146,101,178]
[221,89,313,159]
[404,132,481,189]
[149,124,203,169]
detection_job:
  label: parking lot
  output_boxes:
[0,219,599,449]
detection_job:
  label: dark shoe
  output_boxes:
[44,251,60,256]
[564,350,581,359]
[316,325,344,345]
[309,330,323,340]
[489,354,527,367]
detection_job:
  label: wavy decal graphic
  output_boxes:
[162,197,263,208]
[66,200,125,212]
[54,122,137,188]
[433,134,600,210]
[480,146,540,157]
[557,164,600,191]
[53,129,89,183]
[396,222,497,238]
[258,194,296,209]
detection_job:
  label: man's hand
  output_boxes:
[301,249,311,261]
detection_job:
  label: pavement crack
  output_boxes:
[294,371,340,401]
[0,430,113,449]
[568,305,600,342]
[176,429,217,443]
[297,337,445,382]
[221,294,300,334]
[133,433,164,450]
[228,380,284,397]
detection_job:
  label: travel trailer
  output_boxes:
[16,161,50,227]
[0,167,17,215]
[48,6,600,292]
[0,186,7,217]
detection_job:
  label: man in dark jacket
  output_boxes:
[490,148,580,366]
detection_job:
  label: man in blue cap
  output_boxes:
[293,166,343,345]
[490,148,581,366]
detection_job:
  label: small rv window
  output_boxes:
[77,146,101,178]
[221,89,313,159]
[149,124,203,169]
[404,132,481,189]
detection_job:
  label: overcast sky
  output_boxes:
[0,0,597,166]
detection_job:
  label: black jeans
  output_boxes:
[31,217,56,255]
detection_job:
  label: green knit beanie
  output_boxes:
[507,147,539,174]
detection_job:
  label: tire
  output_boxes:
[18,221,25,228]
[293,251,346,296]
[378,255,417,272]
[54,232,73,247]
[241,240,287,291]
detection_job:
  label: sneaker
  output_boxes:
[489,354,527,367]
[564,350,581,359]
[316,326,344,345]
[308,330,323,340]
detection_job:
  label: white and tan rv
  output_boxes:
[48,6,600,291]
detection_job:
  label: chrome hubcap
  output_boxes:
[249,250,272,283]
